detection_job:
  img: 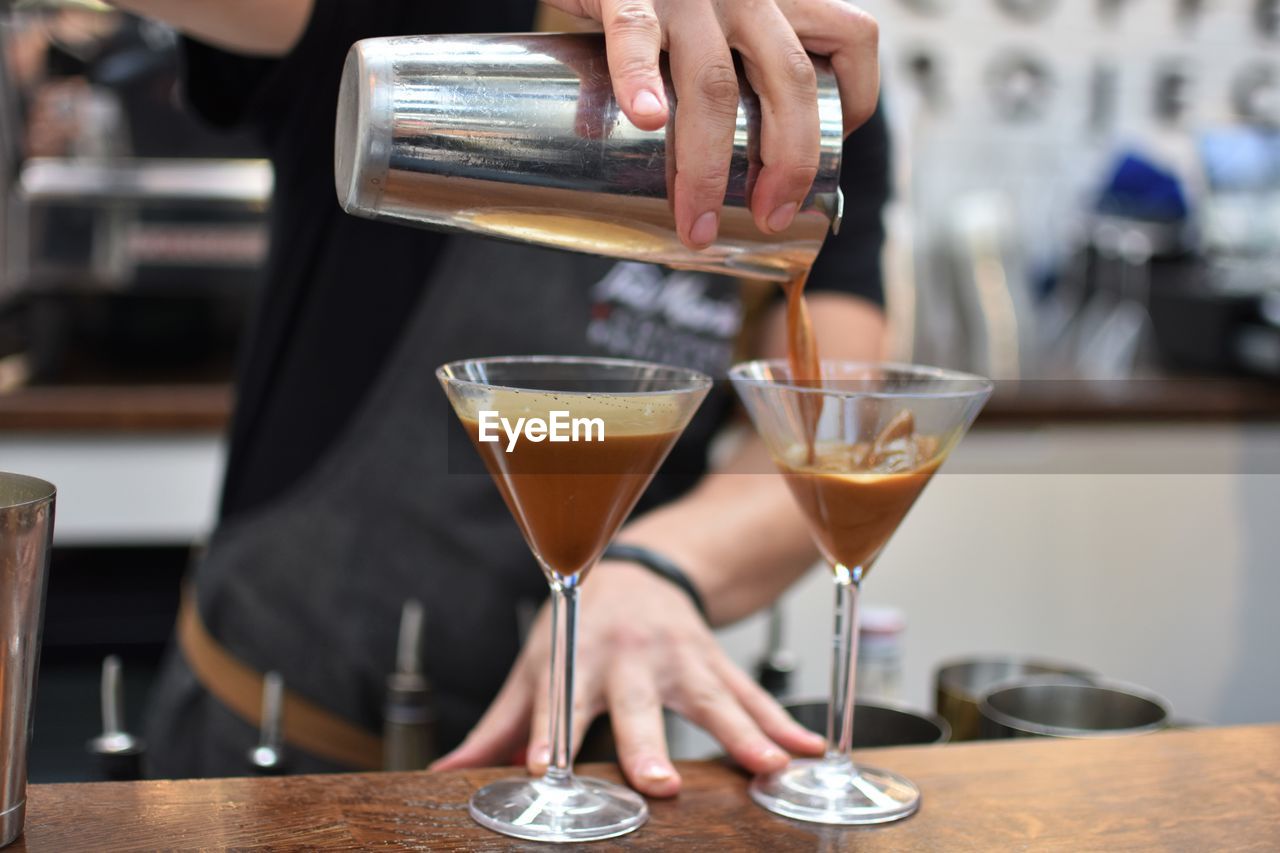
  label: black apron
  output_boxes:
[145,237,743,777]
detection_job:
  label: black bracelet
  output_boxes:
[603,543,708,620]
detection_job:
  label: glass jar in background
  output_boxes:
[857,606,906,703]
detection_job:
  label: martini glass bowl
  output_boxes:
[437,356,710,843]
[730,360,991,825]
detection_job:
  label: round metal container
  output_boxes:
[0,473,56,848]
[785,700,951,748]
[934,656,1094,741]
[979,676,1171,739]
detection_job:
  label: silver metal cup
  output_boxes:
[934,656,1095,741]
[334,33,844,281]
[785,700,951,748]
[0,473,55,848]
[979,676,1171,739]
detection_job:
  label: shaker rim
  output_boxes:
[0,472,57,510]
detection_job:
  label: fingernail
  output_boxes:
[533,746,550,767]
[761,746,788,766]
[767,202,798,233]
[690,211,718,247]
[632,90,664,117]
[639,760,674,782]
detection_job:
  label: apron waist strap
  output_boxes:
[177,591,384,771]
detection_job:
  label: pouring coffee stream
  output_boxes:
[782,271,823,461]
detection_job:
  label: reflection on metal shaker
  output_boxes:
[0,473,55,848]
[333,33,844,281]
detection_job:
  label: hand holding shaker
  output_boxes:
[0,473,55,848]
[334,33,844,280]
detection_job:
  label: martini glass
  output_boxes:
[437,356,711,843]
[729,360,991,825]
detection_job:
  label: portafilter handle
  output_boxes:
[247,671,287,775]
[383,599,437,771]
[86,654,145,781]
[756,603,797,699]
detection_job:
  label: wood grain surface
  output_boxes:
[12,724,1280,851]
[5,377,1280,433]
[0,385,231,432]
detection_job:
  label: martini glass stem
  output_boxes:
[546,577,580,786]
[823,565,862,776]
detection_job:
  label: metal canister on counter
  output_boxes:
[0,473,55,848]
[785,700,951,748]
[979,677,1171,739]
[935,656,1095,741]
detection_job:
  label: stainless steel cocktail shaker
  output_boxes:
[0,473,55,848]
[334,33,844,281]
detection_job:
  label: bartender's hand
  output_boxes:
[544,0,879,247]
[431,562,824,796]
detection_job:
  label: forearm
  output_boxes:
[616,432,814,626]
[617,293,887,627]
[108,0,310,56]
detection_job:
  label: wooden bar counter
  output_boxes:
[5,376,1280,433]
[12,724,1279,851]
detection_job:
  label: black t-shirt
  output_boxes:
[182,0,889,522]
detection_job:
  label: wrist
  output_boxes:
[602,543,708,620]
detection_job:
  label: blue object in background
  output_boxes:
[1096,152,1191,223]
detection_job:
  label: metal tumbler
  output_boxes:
[0,473,55,848]
[334,33,844,281]
[935,656,1095,741]
[979,677,1171,739]
[785,700,951,748]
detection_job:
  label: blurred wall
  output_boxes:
[862,0,1279,373]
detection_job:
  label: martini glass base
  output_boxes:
[469,775,648,843]
[749,758,921,826]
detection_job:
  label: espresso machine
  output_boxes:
[0,3,270,381]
